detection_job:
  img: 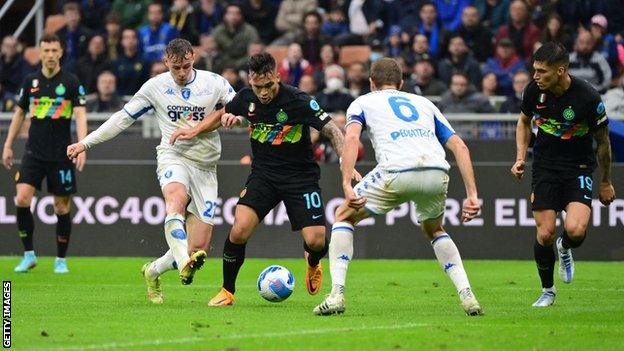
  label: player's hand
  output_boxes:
[169,128,197,145]
[221,113,239,128]
[511,160,525,180]
[343,184,366,210]
[66,142,86,160]
[74,151,86,172]
[598,182,615,206]
[2,146,13,170]
[461,196,481,223]
[351,169,363,182]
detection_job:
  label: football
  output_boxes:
[257,265,295,302]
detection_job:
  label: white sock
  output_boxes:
[164,213,189,272]
[149,250,176,278]
[329,221,354,295]
[431,233,471,295]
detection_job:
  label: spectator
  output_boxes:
[539,13,573,51]
[569,30,612,93]
[112,28,149,96]
[415,2,447,58]
[500,70,530,113]
[150,61,168,77]
[474,0,510,33]
[274,0,318,45]
[104,13,122,61]
[385,25,404,58]
[403,33,431,65]
[212,4,260,69]
[0,36,29,94]
[457,5,493,63]
[313,44,339,89]
[494,0,540,60]
[438,72,495,113]
[298,74,318,97]
[111,0,150,29]
[241,0,279,45]
[389,0,422,36]
[404,58,447,96]
[435,0,472,32]
[589,14,620,75]
[237,41,266,77]
[0,81,16,112]
[346,61,371,98]
[169,0,199,45]
[56,3,92,67]
[481,72,499,97]
[603,76,624,117]
[277,43,314,87]
[139,3,178,64]
[86,71,123,112]
[483,38,526,95]
[296,11,331,69]
[334,0,389,47]
[316,64,354,113]
[321,5,349,38]
[193,0,224,35]
[76,35,112,94]
[221,66,246,92]
[437,34,482,87]
[555,0,602,33]
[81,0,111,33]
[194,34,223,73]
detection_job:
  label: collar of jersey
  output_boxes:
[183,69,197,86]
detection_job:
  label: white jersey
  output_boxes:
[124,69,236,170]
[346,89,455,172]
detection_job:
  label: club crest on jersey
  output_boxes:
[55,83,66,96]
[181,88,191,100]
[563,106,575,120]
[276,109,288,123]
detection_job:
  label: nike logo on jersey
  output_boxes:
[536,104,547,109]
[584,195,591,200]
[312,214,323,220]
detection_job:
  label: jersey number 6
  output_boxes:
[388,96,419,122]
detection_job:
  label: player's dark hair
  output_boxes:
[533,42,569,67]
[248,52,276,76]
[165,38,194,62]
[39,33,62,46]
[370,58,402,89]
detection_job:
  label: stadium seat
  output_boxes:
[23,47,40,66]
[266,46,288,64]
[45,15,66,34]
[339,45,371,66]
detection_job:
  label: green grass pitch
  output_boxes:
[2,257,623,350]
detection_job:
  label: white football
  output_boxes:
[257,265,295,302]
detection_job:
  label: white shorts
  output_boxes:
[157,152,218,224]
[353,167,449,222]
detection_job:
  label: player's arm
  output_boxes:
[445,134,480,222]
[169,107,227,145]
[321,120,345,158]
[66,109,136,159]
[593,126,615,206]
[341,122,366,209]
[72,106,88,171]
[512,112,532,180]
[2,106,26,169]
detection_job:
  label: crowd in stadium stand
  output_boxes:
[2,1,624,137]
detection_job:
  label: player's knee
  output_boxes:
[15,194,32,207]
[305,235,325,250]
[53,197,71,214]
[564,222,587,239]
[229,225,250,244]
[536,231,556,245]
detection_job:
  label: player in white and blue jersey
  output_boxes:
[313,58,483,316]
[67,39,236,304]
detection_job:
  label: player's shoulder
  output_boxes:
[570,75,601,99]
[281,83,315,107]
[522,80,539,100]
[20,71,40,86]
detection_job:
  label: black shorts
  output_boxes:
[16,154,77,196]
[237,172,326,231]
[531,165,592,212]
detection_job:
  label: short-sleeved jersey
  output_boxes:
[123,69,236,170]
[17,69,86,161]
[346,90,455,172]
[225,83,331,183]
[521,75,608,171]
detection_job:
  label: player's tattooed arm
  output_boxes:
[593,126,615,205]
[320,120,345,157]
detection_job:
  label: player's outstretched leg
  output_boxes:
[141,250,176,304]
[533,239,557,307]
[163,213,193,283]
[313,222,353,315]
[430,233,482,316]
[180,249,207,285]
[208,237,245,306]
[303,230,328,295]
[556,230,584,284]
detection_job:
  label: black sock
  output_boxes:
[304,238,329,267]
[56,213,71,258]
[560,230,585,249]
[16,206,34,251]
[534,240,555,289]
[222,237,246,294]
